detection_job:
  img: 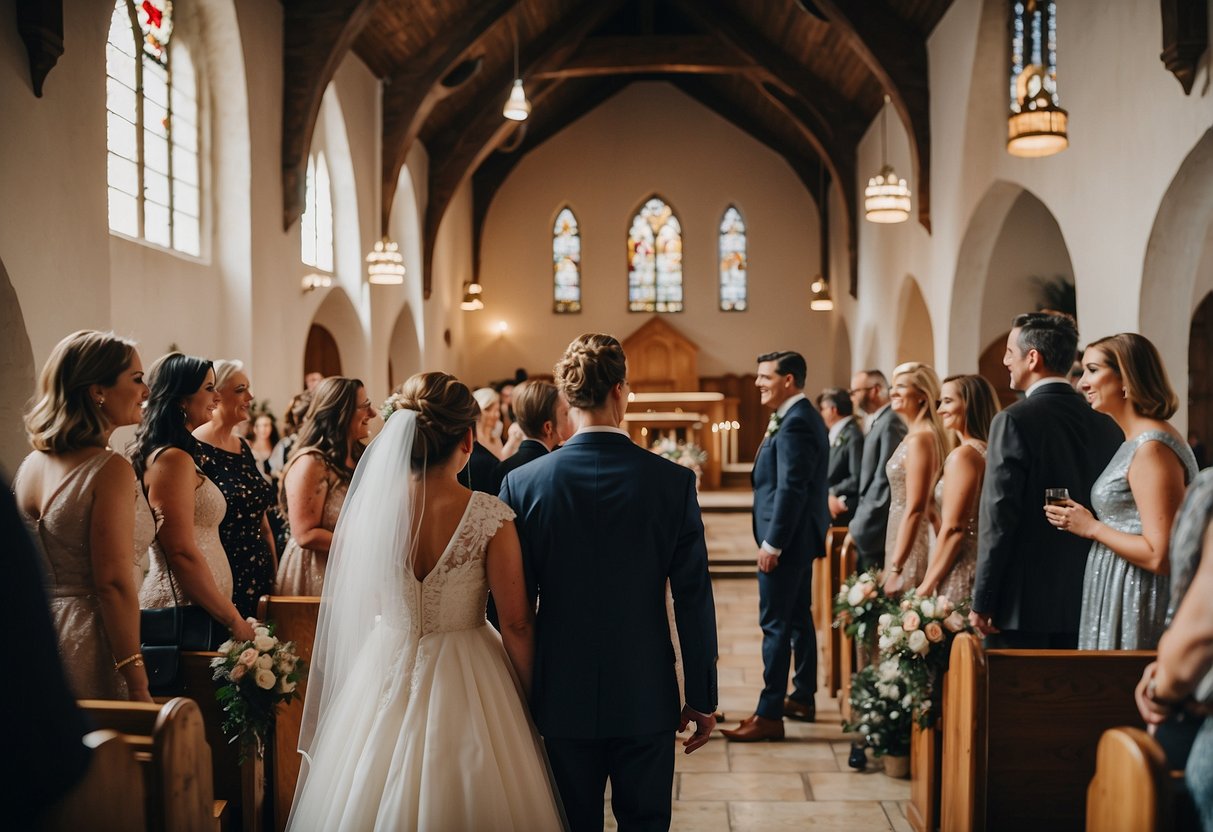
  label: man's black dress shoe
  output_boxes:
[848,741,867,770]
[783,697,816,722]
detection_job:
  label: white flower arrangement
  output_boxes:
[211,619,306,761]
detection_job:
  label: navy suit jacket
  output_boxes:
[751,397,831,562]
[499,430,718,740]
[489,438,549,495]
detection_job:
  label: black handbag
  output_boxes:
[140,574,223,694]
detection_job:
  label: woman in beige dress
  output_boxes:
[13,330,152,701]
[916,375,1001,602]
[276,377,371,595]
[132,353,255,645]
[883,362,952,595]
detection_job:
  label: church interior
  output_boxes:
[5,0,1213,829]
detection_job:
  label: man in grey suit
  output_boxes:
[847,370,908,571]
[970,313,1122,648]
[817,387,864,526]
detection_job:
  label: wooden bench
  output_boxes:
[79,697,215,831]
[1087,726,1193,832]
[815,526,847,698]
[909,719,942,832]
[939,633,1153,832]
[836,534,859,721]
[43,729,147,831]
[256,595,321,832]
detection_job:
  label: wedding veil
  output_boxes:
[296,409,418,765]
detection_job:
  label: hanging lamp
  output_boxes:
[365,237,405,285]
[1007,1,1067,157]
[502,23,530,122]
[460,281,484,311]
[864,95,912,224]
[810,163,833,310]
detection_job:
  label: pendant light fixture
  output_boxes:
[460,281,484,311]
[864,95,912,224]
[502,22,530,122]
[365,237,405,285]
[810,162,833,310]
[1007,0,1068,157]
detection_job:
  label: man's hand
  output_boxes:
[828,495,847,518]
[679,705,716,754]
[969,609,1000,636]
[757,549,779,573]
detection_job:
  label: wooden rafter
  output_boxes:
[1160,0,1208,95]
[529,35,757,80]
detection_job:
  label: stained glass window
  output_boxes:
[301,152,334,272]
[628,197,683,313]
[552,207,581,313]
[718,205,747,311]
[105,0,200,256]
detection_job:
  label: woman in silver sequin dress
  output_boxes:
[917,375,1001,602]
[1046,334,1198,650]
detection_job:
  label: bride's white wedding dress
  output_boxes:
[286,416,565,831]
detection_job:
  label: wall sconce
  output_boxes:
[302,273,332,293]
[496,320,509,335]
[460,281,484,311]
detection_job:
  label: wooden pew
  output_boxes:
[1087,726,1191,832]
[256,595,321,832]
[79,697,215,832]
[909,719,942,832]
[43,729,147,831]
[178,651,265,832]
[836,534,859,721]
[940,633,1153,832]
[816,526,847,698]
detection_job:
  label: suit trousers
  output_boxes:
[757,560,816,719]
[545,731,674,832]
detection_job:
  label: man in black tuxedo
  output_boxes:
[722,351,829,741]
[848,370,908,571]
[500,334,717,832]
[970,313,1122,648]
[489,379,572,494]
[818,387,864,526]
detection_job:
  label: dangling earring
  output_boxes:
[1121,388,1128,399]
[97,397,105,407]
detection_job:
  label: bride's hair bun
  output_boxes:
[554,333,626,409]
[395,372,478,470]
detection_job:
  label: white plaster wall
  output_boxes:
[473,82,826,389]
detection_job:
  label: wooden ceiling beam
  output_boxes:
[812,0,933,232]
[379,0,520,235]
[418,0,628,296]
[281,0,379,231]
[530,35,757,80]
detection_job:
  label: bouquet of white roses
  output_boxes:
[843,657,912,758]
[875,592,971,727]
[210,620,306,761]
[650,437,708,470]
[833,570,890,642]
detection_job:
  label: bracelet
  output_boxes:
[114,652,144,671]
[888,565,902,574]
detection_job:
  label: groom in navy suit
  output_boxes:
[723,351,829,742]
[500,334,718,832]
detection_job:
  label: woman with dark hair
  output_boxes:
[917,374,1001,600]
[246,412,280,481]
[134,353,254,644]
[275,377,371,595]
[193,360,278,620]
[14,330,153,700]
[287,372,562,830]
[1047,332,1199,649]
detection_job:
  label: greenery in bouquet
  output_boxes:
[211,621,306,762]
[843,657,913,758]
[833,570,890,642]
[875,591,972,727]
[650,437,708,471]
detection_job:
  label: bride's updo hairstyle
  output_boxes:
[554,333,626,409]
[393,372,480,472]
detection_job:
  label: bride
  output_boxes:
[287,372,565,831]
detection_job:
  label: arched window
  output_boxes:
[628,196,682,312]
[301,152,334,272]
[718,205,747,311]
[552,207,581,313]
[105,0,200,256]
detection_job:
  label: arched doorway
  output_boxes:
[1191,292,1213,468]
[304,324,341,382]
[896,276,934,366]
[0,256,36,475]
[978,334,1017,410]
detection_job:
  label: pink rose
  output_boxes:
[902,611,921,631]
[944,611,967,633]
[924,621,944,643]
[239,648,258,667]
[230,663,247,682]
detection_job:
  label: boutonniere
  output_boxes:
[833,432,849,449]
[766,413,783,438]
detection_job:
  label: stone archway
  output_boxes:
[895,276,934,366]
[308,287,368,384]
[387,302,422,390]
[0,256,36,475]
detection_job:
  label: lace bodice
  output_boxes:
[412,491,515,636]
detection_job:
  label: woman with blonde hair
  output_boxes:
[14,330,154,701]
[275,377,372,595]
[1046,332,1198,649]
[882,361,953,595]
[917,374,1001,600]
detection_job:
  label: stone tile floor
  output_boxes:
[603,512,911,831]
